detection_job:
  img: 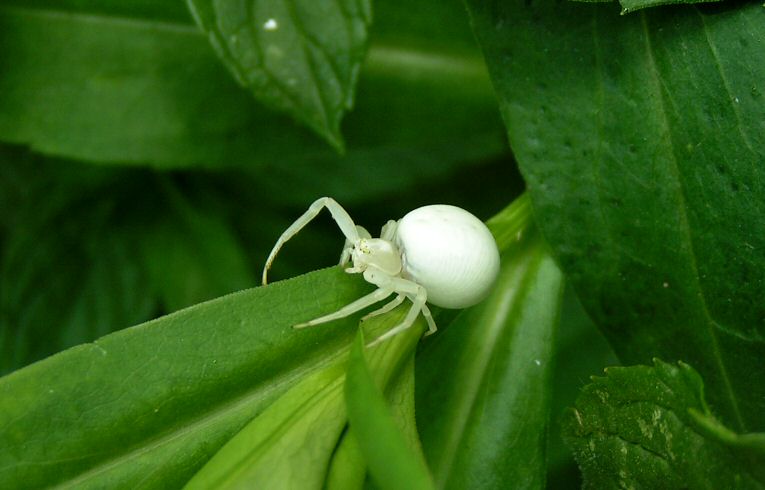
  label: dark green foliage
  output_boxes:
[466,0,765,432]
[0,0,761,487]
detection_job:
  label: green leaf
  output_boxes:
[325,426,367,489]
[186,0,371,149]
[616,0,722,14]
[466,0,765,431]
[345,330,434,490]
[563,359,765,489]
[326,337,423,490]
[0,1,506,175]
[0,267,371,488]
[416,204,565,489]
[569,0,724,15]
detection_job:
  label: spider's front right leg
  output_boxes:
[262,197,361,284]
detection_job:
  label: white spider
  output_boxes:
[262,197,500,344]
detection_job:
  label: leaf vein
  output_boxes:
[695,9,756,157]
[639,12,745,431]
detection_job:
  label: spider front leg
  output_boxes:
[293,287,394,329]
[262,197,360,285]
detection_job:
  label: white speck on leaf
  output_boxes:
[534,359,542,366]
[263,19,278,31]
[662,282,669,288]
[574,409,584,427]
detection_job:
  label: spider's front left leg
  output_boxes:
[263,197,360,284]
[293,286,394,329]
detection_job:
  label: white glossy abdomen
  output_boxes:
[395,205,500,309]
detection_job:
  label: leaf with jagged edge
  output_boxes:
[564,359,765,489]
[186,0,371,150]
[0,1,505,179]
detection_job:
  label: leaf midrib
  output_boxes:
[435,250,537,485]
[696,10,756,156]
[638,12,745,431]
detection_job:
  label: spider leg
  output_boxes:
[361,293,405,321]
[263,197,360,285]
[293,287,394,329]
[365,276,435,346]
[420,303,437,336]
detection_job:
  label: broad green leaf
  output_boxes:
[616,0,721,14]
[0,267,372,488]
[570,0,723,15]
[0,1,506,180]
[345,330,433,490]
[186,0,371,149]
[416,199,565,489]
[563,359,765,489]
[466,0,765,431]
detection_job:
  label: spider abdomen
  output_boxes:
[395,205,500,309]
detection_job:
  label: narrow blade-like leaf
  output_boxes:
[417,199,565,489]
[345,330,434,490]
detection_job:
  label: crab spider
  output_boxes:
[262,197,500,345]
